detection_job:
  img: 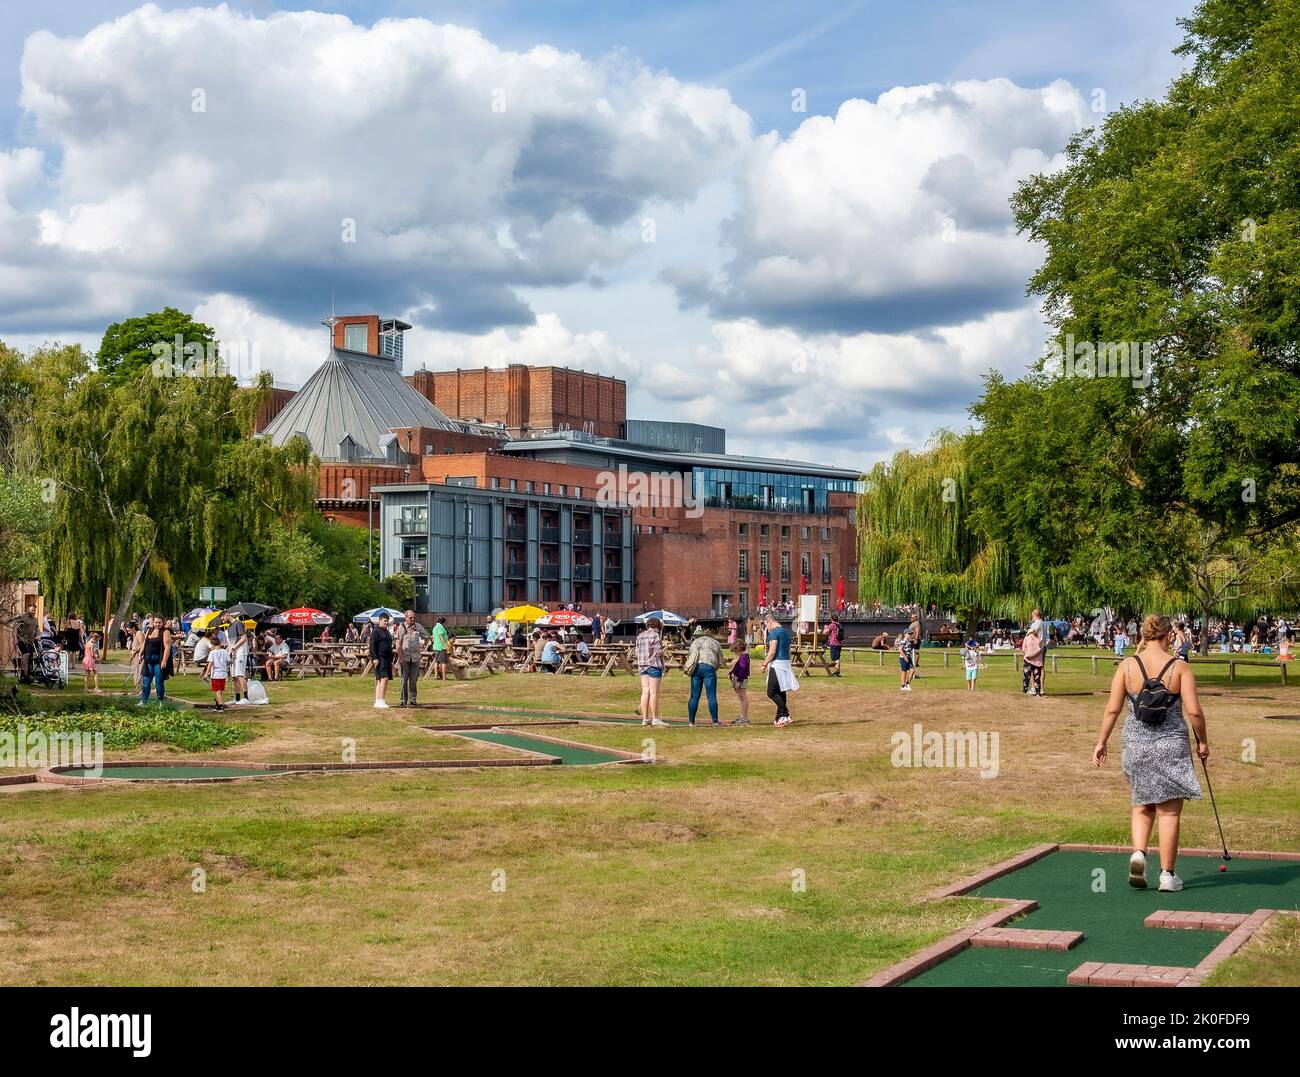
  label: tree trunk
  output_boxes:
[1199,594,1212,657]
[113,543,153,626]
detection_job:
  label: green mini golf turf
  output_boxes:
[453,730,627,766]
[905,850,1300,987]
[434,705,686,725]
[58,766,273,780]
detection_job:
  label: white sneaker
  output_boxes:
[1158,870,1184,893]
[1128,851,1148,889]
[774,715,792,727]
[374,700,390,709]
[901,685,911,692]
[650,719,668,727]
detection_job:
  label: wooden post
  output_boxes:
[943,647,950,669]
[1229,660,1236,683]
[1091,656,1097,675]
[1051,655,1057,674]
[879,649,884,667]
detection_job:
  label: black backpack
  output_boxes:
[1128,655,1179,724]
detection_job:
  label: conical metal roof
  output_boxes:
[262,347,463,460]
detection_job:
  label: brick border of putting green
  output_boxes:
[864,843,1300,988]
[426,703,639,721]
[36,755,563,785]
[0,773,38,787]
[861,899,1038,986]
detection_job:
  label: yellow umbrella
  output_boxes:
[191,611,256,632]
[496,604,548,624]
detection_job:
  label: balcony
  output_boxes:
[399,559,428,575]
[506,524,526,541]
[540,526,560,544]
[540,564,560,580]
[395,519,428,535]
[574,565,592,582]
[573,528,593,545]
[506,561,526,579]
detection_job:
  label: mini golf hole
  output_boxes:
[1260,714,1300,721]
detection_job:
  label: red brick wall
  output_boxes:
[318,463,406,502]
[252,386,297,433]
[332,315,379,354]
[634,508,857,612]
[406,365,626,438]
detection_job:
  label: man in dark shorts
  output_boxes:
[907,613,922,677]
[370,613,394,709]
[15,604,37,682]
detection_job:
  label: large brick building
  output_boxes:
[257,313,863,615]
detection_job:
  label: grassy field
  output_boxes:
[1,650,1297,986]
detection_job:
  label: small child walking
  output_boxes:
[962,636,980,692]
[205,636,231,711]
[898,633,915,692]
[729,642,751,725]
[82,631,103,694]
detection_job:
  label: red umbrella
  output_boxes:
[758,575,767,608]
[837,576,846,610]
[799,575,807,596]
[270,607,333,626]
[536,611,592,627]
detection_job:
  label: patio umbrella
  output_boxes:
[354,606,405,623]
[191,610,224,632]
[268,607,333,645]
[184,607,215,623]
[224,601,275,621]
[836,576,846,610]
[495,604,548,624]
[799,575,807,596]
[269,607,333,627]
[536,611,592,627]
[635,609,687,627]
[758,575,767,608]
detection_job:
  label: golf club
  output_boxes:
[1200,757,1231,862]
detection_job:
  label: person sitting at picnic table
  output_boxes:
[319,626,332,643]
[512,625,526,649]
[192,629,213,675]
[576,636,590,663]
[539,633,563,673]
[344,623,359,644]
[264,633,291,681]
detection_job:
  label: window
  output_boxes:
[760,551,770,578]
[822,553,831,582]
[574,486,582,498]
[558,484,566,497]
[738,550,749,581]
[801,553,810,579]
[739,589,748,610]
[509,479,517,492]
[491,477,502,490]
[802,526,810,540]
[780,589,790,604]
[781,551,790,582]
[821,589,830,608]
[738,522,748,537]
[343,323,368,352]
[760,524,769,539]
[821,527,830,542]
[525,481,535,493]
[543,483,551,494]
[848,565,858,582]
[781,525,790,543]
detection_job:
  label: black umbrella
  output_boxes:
[224,602,276,620]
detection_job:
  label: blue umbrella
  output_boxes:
[635,609,688,627]
[354,606,406,623]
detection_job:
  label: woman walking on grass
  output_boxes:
[684,626,724,728]
[635,618,668,727]
[1021,628,1045,697]
[1092,614,1209,893]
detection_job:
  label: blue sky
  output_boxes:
[0,0,1195,465]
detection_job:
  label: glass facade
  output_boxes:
[696,466,859,514]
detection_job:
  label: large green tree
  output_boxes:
[977,0,1300,647]
[95,306,218,385]
[857,430,1022,633]
[30,332,317,624]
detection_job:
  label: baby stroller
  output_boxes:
[28,638,67,689]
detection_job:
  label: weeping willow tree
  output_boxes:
[857,430,1024,632]
[28,338,318,626]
